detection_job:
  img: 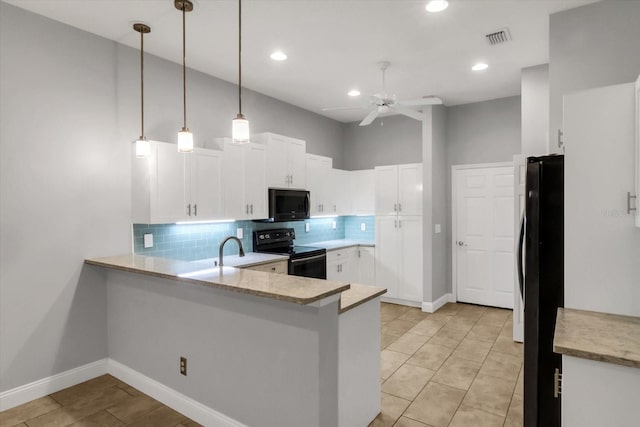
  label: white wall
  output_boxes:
[0,2,345,394]
[521,64,549,156]
[549,0,640,154]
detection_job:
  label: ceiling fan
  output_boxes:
[322,61,443,126]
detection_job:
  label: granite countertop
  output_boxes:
[308,239,375,251]
[339,283,386,314]
[195,252,288,268]
[85,254,349,306]
[554,307,640,369]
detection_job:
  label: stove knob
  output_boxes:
[259,235,265,239]
[265,234,270,239]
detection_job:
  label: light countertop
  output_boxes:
[554,307,640,369]
[86,254,349,306]
[307,239,375,251]
[195,252,288,268]
[339,283,386,314]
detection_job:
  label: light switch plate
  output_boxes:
[435,224,441,234]
[236,228,244,239]
[361,223,366,231]
[305,223,310,232]
[143,234,153,248]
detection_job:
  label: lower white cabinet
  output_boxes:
[244,260,287,275]
[375,216,423,304]
[358,246,375,286]
[327,247,359,283]
[132,141,223,224]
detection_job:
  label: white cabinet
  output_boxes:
[375,216,423,304]
[132,141,223,224]
[220,139,267,220]
[357,246,375,286]
[327,247,359,283]
[254,132,306,189]
[635,74,639,228]
[350,170,375,215]
[244,260,287,275]
[329,169,352,216]
[306,154,332,215]
[375,164,423,215]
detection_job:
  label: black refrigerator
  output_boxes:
[517,155,564,427]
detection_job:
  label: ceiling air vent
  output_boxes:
[486,28,512,45]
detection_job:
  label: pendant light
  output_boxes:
[232,0,250,144]
[176,0,194,152]
[133,23,151,158]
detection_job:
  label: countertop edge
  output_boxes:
[553,343,640,369]
[339,284,387,314]
[85,258,350,306]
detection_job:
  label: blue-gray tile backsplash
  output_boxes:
[133,216,374,261]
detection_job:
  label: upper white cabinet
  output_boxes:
[375,164,423,215]
[220,138,267,220]
[306,154,332,215]
[329,169,352,215]
[132,141,223,224]
[254,132,306,189]
[350,170,375,215]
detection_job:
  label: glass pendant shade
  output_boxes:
[135,137,151,158]
[232,114,250,144]
[177,128,194,152]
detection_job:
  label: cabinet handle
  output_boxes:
[250,204,253,214]
[399,220,402,228]
[187,204,191,216]
[320,204,323,212]
[245,204,249,214]
[394,219,397,228]
[398,203,402,212]
[290,175,293,185]
[394,203,397,211]
[628,192,637,214]
[271,267,276,271]
[194,204,197,216]
[333,205,336,212]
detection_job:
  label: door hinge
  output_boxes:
[553,368,562,398]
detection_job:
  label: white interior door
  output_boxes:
[454,165,515,308]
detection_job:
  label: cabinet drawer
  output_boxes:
[245,261,287,274]
[326,247,358,263]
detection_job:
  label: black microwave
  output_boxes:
[267,189,310,222]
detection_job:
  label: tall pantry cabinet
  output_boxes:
[374,163,424,305]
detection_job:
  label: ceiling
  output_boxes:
[6,0,598,123]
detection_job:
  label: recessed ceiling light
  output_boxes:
[270,51,287,61]
[348,89,361,97]
[425,0,449,13]
[472,62,489,71]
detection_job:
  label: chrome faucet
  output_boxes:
[218,236,245,267]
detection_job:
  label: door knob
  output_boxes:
[458,241,466,247]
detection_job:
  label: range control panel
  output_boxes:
[253,228,296,248]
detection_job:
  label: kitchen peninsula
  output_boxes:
[85,254,386,427]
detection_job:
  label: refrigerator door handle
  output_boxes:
[517,214,525,299]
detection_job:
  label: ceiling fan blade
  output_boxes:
[393,106,424,121]
[321,105,368,111]
[397,96,443,107]
[359,109,379,126]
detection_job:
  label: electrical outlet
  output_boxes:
[143,234,153,248]
[236,228,243,239]
[305,223,310,232]
[435,224,441,234]
[360,223,366,232]
[180,356,187,376]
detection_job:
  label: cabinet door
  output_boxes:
[375,216,399,297]
[307,154,332,215]
[153,142,188,223]
[287,137,307,189]
[636,74,639,228]
[331,169,352,215]
[326,258,342,281]
[265,134,290,188]
[222,141,246,219]
[375,165,398,215]
[358,246,376,286]
[398,163,423,215]
[398,216,423,302]
[191,149,223,220]
[340,251,359,284]
[351,170,375,215]
[244,143,267,219]
[246,261,287,274]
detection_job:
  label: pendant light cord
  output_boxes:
[182,3,187,129]
[140,29,145,138]
[238,0,242,115]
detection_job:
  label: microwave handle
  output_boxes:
[305,191,310,214]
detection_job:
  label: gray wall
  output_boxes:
[549,0,640,154]
[521,64,549,156]
[445,96,522,293]
[0,2,343,393]
[342,115,422,170]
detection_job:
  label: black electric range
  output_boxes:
[253,228,326,279]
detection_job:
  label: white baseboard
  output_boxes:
[107,359,245,427]
[422,293,455,313]
[380,296,422,308]
[0,358,108,411]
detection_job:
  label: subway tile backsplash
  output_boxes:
[133,216,374,261]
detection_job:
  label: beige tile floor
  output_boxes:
[371,302,523,427]
[1,301,522,427]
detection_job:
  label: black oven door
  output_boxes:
[289,254,326,279]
